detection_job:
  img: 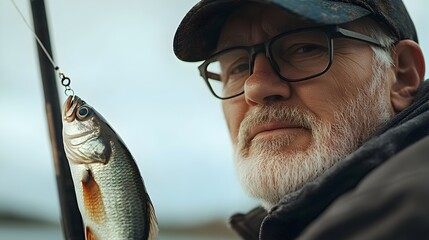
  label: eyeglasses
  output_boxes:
[198,25,384,100]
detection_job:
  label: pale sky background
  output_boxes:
[0,0,428,238]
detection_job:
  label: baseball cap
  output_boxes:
[173,0,418,62]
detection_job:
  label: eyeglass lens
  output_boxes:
[205,30,331,99]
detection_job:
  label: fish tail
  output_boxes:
[147,196,158,240]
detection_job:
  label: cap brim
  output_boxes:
[173,0,371,62]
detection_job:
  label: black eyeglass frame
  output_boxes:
[198,25,385,100]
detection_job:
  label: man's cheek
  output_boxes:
[223,103,244,144]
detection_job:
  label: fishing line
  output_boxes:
[11,0,74,96]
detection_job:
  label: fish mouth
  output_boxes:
[63,95,83,122]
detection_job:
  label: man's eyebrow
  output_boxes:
[262,21,287,36]
[216,26,315,52]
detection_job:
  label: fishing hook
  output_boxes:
[58,70,74,96]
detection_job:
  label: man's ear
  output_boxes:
[390,40,425,113]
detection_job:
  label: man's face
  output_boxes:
[218,3,396,208]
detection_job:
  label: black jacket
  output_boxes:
[229,80,429,240]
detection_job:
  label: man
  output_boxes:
[174,0,428,239]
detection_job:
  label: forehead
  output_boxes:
[217,3,321,50]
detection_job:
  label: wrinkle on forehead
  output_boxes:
[217,3,318,50]
[217,4,263,50]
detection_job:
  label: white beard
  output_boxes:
[233,65,394,209]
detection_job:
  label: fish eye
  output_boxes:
[77,106,90,119]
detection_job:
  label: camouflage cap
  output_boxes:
[173,0,418,62]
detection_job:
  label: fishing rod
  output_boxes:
[12,0,85,238]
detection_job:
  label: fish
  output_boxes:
[62,95,158,240]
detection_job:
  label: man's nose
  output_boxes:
[244,54,292,106]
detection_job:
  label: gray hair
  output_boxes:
[361,18,396,67]
[354,18,397,96]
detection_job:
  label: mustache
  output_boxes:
[237,104,318,145]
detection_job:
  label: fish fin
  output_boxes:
[82,168,91,184]
[146,197,159,240]
[85,226,98,240]
[82,169,106,224]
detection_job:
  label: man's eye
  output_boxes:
[278,44,327,62]
[230,63,249,75]
[280,43,325,55]
[297,44,322,53]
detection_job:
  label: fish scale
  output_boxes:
[89,143,147,238]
